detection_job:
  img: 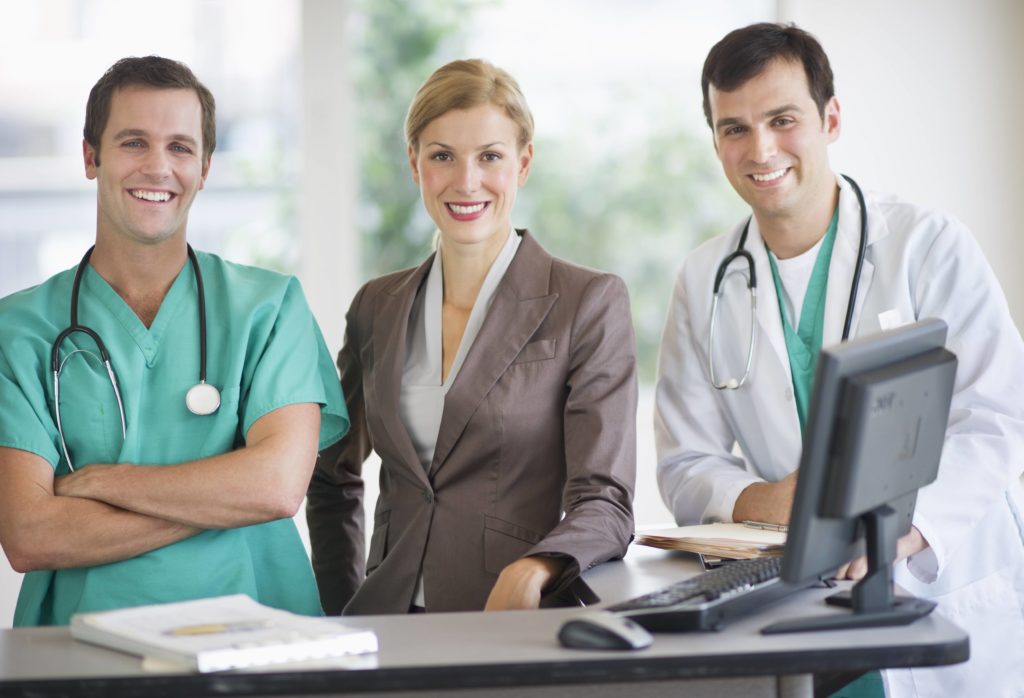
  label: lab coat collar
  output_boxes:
[822,173,876,344]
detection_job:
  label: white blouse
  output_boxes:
[398,228,522,607]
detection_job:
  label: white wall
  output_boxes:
[781,0,1024,328]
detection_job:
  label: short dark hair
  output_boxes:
[84,56,216,166]
[701,23,834,130]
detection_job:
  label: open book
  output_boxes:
[635,522,786,560]
[70,595,378,673]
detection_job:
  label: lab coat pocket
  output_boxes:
[483,516,544,574]
[511,339,556,365]
[907,564,1024,698]
[367,510,391,572]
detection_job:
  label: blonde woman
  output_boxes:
[307,59,636,614]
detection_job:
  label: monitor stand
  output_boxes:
[761,505,936,634]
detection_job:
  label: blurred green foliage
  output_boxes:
[352,0,482,274]
[352,0,746,381]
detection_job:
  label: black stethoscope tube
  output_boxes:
[708,175,868,390]
[51,244,217,470]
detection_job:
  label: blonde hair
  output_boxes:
[405,59,534,152]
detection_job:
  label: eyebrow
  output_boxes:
[714,104,805,131]
[112,128,199,147]
[425,141,507,150]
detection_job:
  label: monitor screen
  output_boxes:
[767,319,957,633]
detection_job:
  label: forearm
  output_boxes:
[5,495,199,572]
[0,446,202,572]
[56,403,321,529]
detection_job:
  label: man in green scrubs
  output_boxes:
[0,57,350,626]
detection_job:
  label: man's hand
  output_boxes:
[732,470,798,526]
[54,464,119,499]
[484,556,567,611]
[835,526,928,580]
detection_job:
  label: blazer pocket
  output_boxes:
[511,339,556,365]
[483,516,544,575]
[367,511,391,572]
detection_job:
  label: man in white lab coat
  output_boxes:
[655,22,1024,698]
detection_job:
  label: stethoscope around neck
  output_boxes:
[707,174,869,390]
[51,244,220,471]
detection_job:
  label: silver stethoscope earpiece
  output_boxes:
[52,245,219,470]
[706,174,869,391]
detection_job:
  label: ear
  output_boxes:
[408,144,421,185]
[83,140,99,180]
[517,142,534,186]
[199,155,212,191]
[824,96,841,143]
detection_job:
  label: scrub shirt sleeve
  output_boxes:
[908,216,1024,581]
[239,278,349,450]
[0,343,61,468]
[654,259,763,525]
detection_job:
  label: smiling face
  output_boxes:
[409,103,532,255]
[709,58,840,230]
[84,85,209,249]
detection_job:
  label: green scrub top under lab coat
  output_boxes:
[766,207,839,432]
[0,252,348,626]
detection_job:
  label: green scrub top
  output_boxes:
[766,207,839,432]
[0,252,348,626]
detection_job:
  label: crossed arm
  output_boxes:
[0,402,320,573]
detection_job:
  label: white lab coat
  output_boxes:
[655,175,1024,698]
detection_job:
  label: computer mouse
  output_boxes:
[557,612,653,650]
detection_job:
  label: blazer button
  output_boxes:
[423,491,433,503]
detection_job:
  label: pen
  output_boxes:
[741,520,789,533]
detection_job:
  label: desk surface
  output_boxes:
[0,546,968,698]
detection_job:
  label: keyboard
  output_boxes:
[607,556,801,632]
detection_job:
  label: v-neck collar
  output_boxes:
[81,259,193,367]
[424,227,521,389]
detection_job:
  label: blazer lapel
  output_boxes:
[373,256,433,488]
[429,232,557,476]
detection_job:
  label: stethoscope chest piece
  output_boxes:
[186,382,221,416]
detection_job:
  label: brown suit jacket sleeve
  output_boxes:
[526,273,637,594]
[306,284,369,615]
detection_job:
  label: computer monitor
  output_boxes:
[762,318,957,634]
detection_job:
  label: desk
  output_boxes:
[0,545,967,698]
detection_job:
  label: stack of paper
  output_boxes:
[70,594,378,673]
[635,522,786,560]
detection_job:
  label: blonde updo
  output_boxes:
[405,59,534,152]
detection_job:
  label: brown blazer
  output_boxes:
[307,231,637,615]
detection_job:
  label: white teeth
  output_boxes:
[751,169,787,183]
[448,202,486,214]
[130,190,172,202]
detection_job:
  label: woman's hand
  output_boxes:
[484,556,567,611]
